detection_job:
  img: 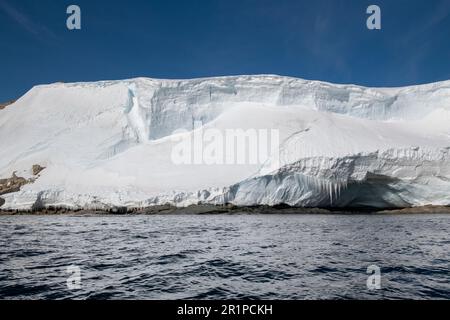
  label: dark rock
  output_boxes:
[0,100,16,110]
[32,164,45,176]
[0,172,28,196]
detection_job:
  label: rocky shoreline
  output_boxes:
[1,204,450,216]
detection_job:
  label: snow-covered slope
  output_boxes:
[1,75,449,210]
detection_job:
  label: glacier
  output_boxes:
[0,75,449,210]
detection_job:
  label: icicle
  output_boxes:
[329,181,333,205]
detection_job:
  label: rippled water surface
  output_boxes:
[0,214,449,299]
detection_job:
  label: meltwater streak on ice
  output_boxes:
[0,214,449,300]
[0,75,450,210]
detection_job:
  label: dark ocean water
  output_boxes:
[0,214,449,300]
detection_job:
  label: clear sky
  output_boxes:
[0,0,449,101]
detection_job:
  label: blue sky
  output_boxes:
[0,0,449,101]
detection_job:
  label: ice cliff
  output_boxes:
[0,75,449,210]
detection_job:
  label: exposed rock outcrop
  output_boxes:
[32,164,46,176]
[0,166,45,207]
[0,172,28,196]
[0,100,16,110]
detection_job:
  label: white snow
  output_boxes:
[1,75,449,210]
